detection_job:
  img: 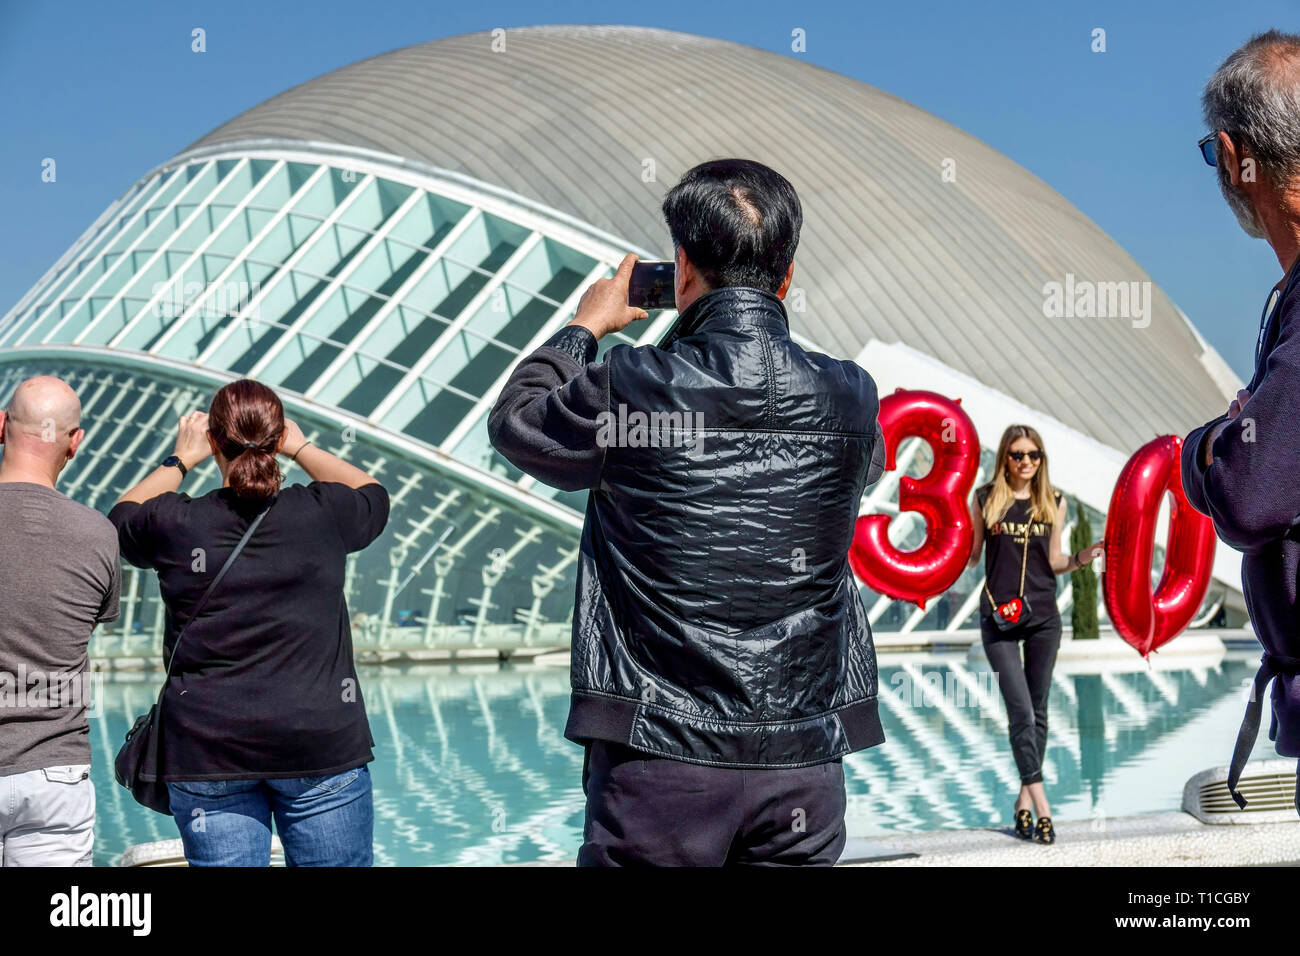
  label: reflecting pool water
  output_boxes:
[86,649,1277,865]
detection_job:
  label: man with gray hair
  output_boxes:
[1181,30,1300,812]
[0,375,120,865]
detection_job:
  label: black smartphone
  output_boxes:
[627,260,676,312]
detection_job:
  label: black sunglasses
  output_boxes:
[1198,131,1220,167]
[1008,450,1042,462]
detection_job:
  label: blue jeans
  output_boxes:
[166,765,373,866]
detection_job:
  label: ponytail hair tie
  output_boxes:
[243,441,258,450]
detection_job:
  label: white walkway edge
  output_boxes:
[840,811,1300,866]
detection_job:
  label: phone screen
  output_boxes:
[627,260,676,312]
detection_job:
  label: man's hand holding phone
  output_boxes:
[568,254,651,341]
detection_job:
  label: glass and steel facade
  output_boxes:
[0,148,1230,659]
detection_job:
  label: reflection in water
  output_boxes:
[1076,674,1106,806]
[87,652,1275,865]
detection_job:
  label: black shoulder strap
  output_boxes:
[159,496,275,688]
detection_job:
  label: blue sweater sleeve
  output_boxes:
[1184,296,1300,553]
[1181,415,1227,517]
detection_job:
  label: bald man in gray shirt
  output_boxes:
[0,376,119,866]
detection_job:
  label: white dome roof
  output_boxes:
[184,24,1234,452]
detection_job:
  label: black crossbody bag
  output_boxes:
[114,497,274,814]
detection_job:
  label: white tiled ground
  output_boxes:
[840,812,1300,866]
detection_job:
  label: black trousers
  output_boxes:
[577,740,847,866]
[980,614,1062,786]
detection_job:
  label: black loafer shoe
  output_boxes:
[1014,808,1034,840]
[1034,815,1056,845]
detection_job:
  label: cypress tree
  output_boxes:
[1070,497,1100,640]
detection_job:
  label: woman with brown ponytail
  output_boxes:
[109,379,390,866]
[966,424,1102,846]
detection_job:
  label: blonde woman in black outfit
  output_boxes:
[967,425,1102,845]
[109,379,390,866]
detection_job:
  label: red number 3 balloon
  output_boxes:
[849,389,981,609]
[1103,434,1216,656]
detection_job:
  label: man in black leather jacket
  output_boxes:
[489,159,887,866]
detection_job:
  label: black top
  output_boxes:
[976,483,1062,626]
[108,481,390,780]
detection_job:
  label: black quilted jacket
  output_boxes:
[488,285,887,767]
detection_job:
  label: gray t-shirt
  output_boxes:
[0,482,120,774]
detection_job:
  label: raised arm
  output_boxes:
[280,418,378,489]
[486,328,612,491]
[487,254,647,491]
[116,411,211,505]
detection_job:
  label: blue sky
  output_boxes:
[2,0,1295,380]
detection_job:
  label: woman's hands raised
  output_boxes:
[279,418,308,458]
[174,411,213,467]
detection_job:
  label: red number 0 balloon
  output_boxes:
[1103,434,1216,657]
[849,389,981,609]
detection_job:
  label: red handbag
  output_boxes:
[984,513,1033,631]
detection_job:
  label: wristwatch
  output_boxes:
[162,455,188,477]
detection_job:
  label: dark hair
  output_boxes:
[208,379,284,500]
[661,158,802,294]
